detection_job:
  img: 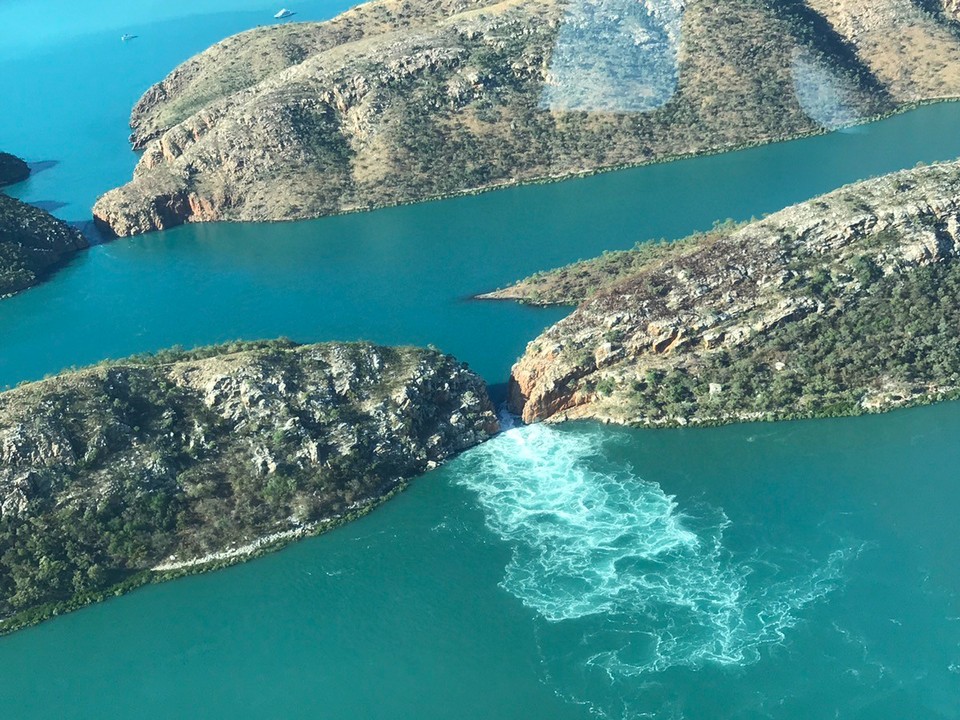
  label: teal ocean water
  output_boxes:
[1,411,958,719]
[1,2,959,718]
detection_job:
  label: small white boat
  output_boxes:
[274,8,295,19]
[121,33,137,42]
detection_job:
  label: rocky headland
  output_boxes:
[0,152,88,298]
[0,153,29,187]
[94,0,960,236]
[488,159,960,427]
[0,339,497,632]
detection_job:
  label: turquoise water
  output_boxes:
[6,104,960,385]
[1,411,958,718]
[1,2,960,718]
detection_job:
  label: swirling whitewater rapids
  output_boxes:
[453,419,861,716]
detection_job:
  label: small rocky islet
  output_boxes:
[0,340,497,632]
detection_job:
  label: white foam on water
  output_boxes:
[455,422,857,680]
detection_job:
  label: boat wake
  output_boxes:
[454,422,859,712]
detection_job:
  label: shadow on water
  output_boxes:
[486,382,513,407]
[25,160,58,175]
[72,219,113,246]
[30,200,68,213]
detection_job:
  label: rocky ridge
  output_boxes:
[497,159,960,426]
[93,0,960,236]
[0,339,497,630]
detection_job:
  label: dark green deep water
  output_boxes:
[1,2,960,718]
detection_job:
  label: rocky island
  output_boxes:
[0,152,88,297]
[0,340,497,632]
[94,0,960,236]
[487,159,960,427]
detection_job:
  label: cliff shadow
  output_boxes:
[30,200,67,213]
[487,381,512,408]
[70,219,113,246]
[26,160,59,175]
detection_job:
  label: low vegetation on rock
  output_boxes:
[0,339,497,632]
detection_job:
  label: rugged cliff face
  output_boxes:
[0,340,497,631]
[495,159,960,426]
[93,0,960,236]
[0,153,88,298]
